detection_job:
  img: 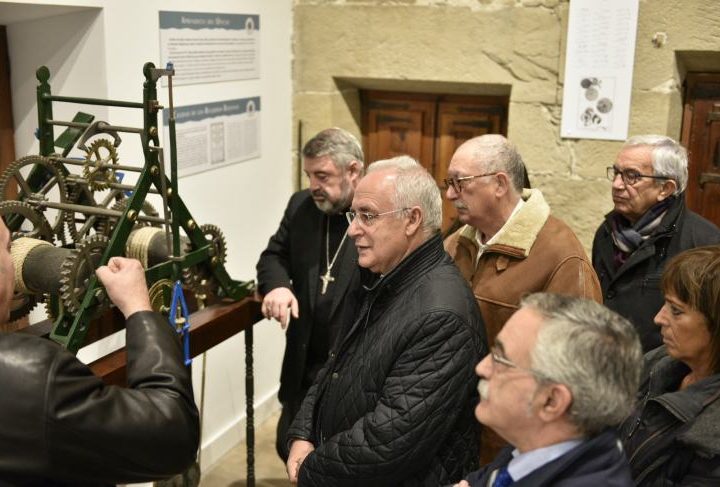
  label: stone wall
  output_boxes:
[293,0,720,250]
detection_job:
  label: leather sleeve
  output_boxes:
[297,312,480,486]
[41,311,199,483]
[256,192,304,296]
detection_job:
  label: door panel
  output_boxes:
[682,74,720,227]
[363,90,508,233]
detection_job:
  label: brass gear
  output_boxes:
[148,278,174,313]
[0,155,69,241]
[58,234,109,315]
[64,182,125,241]
[0,200,55,242]
[182,224,227,297]
[83,139,118,191]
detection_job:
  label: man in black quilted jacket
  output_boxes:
[286,156,488,486]
[0,215,199,485]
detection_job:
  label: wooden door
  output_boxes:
[0,26,15,176]
[682,74,720,227]
[363,91,508,232]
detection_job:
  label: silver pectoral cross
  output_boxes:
[320,270,335,295]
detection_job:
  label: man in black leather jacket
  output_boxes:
[286,156,487,486]
[0,219,199,485]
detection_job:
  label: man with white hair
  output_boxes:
[444,134,601,462]
[455,293,641,487]
[593,135,720,352]
[286,156,487,486]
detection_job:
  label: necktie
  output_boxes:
[492,466,513,487]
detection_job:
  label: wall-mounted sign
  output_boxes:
[560,0,639,141]
[162,97,261,177]
[159,11,260,86]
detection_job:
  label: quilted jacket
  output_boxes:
[0,311,199,486]
[287,234,488,486]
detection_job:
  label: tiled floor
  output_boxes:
[201,411,291,487]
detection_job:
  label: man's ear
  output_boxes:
[657,178,677,202]
[537,383,573,423]
[404,207,423,237]
[494,172,511,198]
[347,160,362,182]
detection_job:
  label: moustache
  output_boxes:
[312,189,329,199]
[453,201,468,210]
[477,379,489,401]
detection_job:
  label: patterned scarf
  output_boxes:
[610,196,675,268]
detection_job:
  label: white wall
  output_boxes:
[2,0,292,475]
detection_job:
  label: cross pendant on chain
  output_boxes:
[320,270,335,295]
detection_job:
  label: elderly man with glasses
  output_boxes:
[443,134,601,463]
[285,156,487,487]
[453,294,641,487]
[592,135,720,353]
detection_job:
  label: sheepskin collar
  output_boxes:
[457,188,550,257]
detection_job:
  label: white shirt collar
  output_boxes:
[506,438,584,482]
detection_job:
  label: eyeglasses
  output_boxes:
[606,166,672,186]
[345,208,409,227]
[489,346,547,381]
[443,172,499,193]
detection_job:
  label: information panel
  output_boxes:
[159,11,260,86]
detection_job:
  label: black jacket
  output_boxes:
[461,430,633,486]
[0,311,199,486]
[592,195,720,351]
[619,346,720,486]
[287,234,488,486]
[256,189,360,403]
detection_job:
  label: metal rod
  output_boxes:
[64,174,160,194]
[55,157,148,173]
[41,94,144,109]
[45,119,143,134]
[33,200,168,224]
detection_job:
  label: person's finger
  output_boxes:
[291,297,299,319]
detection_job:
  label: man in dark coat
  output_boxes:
[0,217,199,485]
[593,135,720,352]
[455,294,641,487]
[286,156,488,487]
[256,127,365,460]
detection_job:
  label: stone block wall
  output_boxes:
[293,0,720,251]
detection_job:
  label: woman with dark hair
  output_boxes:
[620,245,720,485]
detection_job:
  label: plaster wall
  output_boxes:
[293,0,720,250]
[2,0,292,473]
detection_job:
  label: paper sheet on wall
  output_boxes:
[162,98,261,178]
[560,0,639,141]
[159,11,260,86]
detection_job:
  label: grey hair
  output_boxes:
[368,156,442,237]
[467,134,526,193]
[302,127,365,173]
[521,293,643,436]
[624,135,688,194]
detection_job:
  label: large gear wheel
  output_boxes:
[58,234,109,315]
[0,200,55,242]
[83,139,118,191]
[0,155,69,241]
[182,224,227,297]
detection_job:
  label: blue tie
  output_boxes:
[492,466,513,487]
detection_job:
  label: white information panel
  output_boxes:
[162,97,261,178]
[159,11,260,86]
[560,0,639,141]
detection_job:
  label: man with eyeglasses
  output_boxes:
[443,134,601,463]
[592,135,720,352]
[285,156,487,486]
[256,127,365,461]
[453,293,641,487]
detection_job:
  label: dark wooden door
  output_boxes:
[363,91,508,231]
[682,73,720,227]
[0,26,15,176]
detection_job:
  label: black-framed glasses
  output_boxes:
[443,172,499,193]
[345,208,409,227]
[606,166,672,186]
